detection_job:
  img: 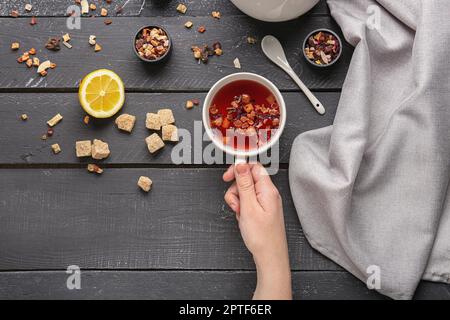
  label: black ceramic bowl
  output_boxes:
[133,25,172,63]
[302,28,342,68]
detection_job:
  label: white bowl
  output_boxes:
[230,0,319,22]
[202,72,286,159]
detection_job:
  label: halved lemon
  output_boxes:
[78,69,125,118]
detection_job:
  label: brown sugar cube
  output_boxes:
[91,139,110,160]
[157,109,175,126]
[76,140,92,157]
[51,143,61,154]
[137,176,152,192]
[161,124,178,142]
[145,133,165,154]
[145,112,162,130]
[115,114,136,133]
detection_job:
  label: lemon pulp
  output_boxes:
[79,69,125,118]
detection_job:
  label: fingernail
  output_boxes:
[236,164,248,175]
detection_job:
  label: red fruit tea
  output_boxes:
[208,80,281,151]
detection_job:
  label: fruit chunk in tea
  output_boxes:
[208,80,280,150]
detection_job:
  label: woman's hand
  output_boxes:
[223,162,292,300]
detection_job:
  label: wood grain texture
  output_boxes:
[0,271,447,300]
[0,16,352,90]
[0,168,340,271]
[0,92,338,164]
[0,0,330,17]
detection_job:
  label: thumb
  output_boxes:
[234,164,258,210]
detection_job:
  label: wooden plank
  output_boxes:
[0,16,352,91]
[0,0,330,17]
[0,92,337,164]
[0,168,339,271]
[0,270,447,300]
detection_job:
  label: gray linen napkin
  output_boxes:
[289,0,450,299]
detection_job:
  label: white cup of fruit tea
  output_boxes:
[203,72,286,162]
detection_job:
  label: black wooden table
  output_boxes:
[0,0,448,300]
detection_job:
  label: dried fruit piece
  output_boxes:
[89,3,97,11]
[63,41,73,49]
[209,105,219,115]
[247,36,257,44]
[145,133,165,154]
[17,52,29,63]
[10,10,19,18]
[137,176,152,192]
[41,134,47,140]
[89,35,96,46]
[212,11,221,19]
[192,43,223,63]
[76,140,92,157]
[11,42,20,50]
[62,33,71,42]
[192,99,200,106]
[101,8,108,16]
[39,70,48,77]
[28,48,36,55]
[115,114,136,133]
[197,26,206,33]
[26,58,33,68]
[184,21,193,28]
[192,46,202,60]
[185,100,194,109]
[21,114,28,121]
[30,16,37,25]
[104,19,112,25]
[51,143,61,154]
[45,37,61,51]
[81,0,89,14]
[213,42,222,56]
[25,4,33,12]
[87,164,103,174]
[83,115,90,125]
[32,57,40,67]
[161,124,179,142]
[176,3,187,14]
[37,60,52,74]
[47,128,54,136]
[233,57,241,69]
[94,43,102,52]
[91,139,110,160]
[47,113,63,127]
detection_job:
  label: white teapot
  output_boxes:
[230,0,320,22]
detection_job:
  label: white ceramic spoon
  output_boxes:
[261,35,325,115]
